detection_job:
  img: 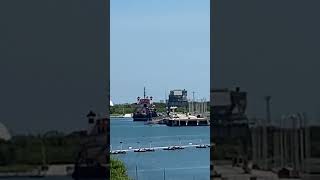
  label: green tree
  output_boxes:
[110,157,131,180]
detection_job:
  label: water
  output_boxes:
[111,118,210,180]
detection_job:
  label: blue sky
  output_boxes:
[111,0,210,104]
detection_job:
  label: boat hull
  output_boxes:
[132,114,157,121]
[132,117,150,121]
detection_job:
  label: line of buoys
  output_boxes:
[110,144,211,154]
[110,150,126,154]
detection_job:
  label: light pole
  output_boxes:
[120,142,123,151]
[265,96,271,125]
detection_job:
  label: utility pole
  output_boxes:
[280,116,284,168]
[136,165,138,180]
[165,90,167,103]
[304,112,310,174]
[192,91,195,114]
[298,113,305,172]
[192,91,195,102]
[265,96,271,125]
[263,96,271,170]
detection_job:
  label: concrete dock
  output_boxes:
[166,118,210,126]
[213,164,301,180]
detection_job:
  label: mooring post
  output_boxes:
[135,165,138,180]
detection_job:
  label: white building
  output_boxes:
[0,122,11,141]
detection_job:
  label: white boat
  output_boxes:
[110,113,133,118]
[196,144,207,148]
[145,143,155,151]
[134,148,147,152]
[163,146,176,151]
[123,113,133,118]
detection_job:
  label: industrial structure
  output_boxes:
[188,99,209,117]
[211,87,247,123]
[72,110,109,179]
[210,87,251,178]
[210,87,320,179]
[167,89,188,108]
[250,113,320,179]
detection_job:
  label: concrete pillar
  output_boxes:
[280,116,284,168]
[251,127,257,165]
[262,121,268,169]
[292,115,300,172]
[273,127,279,168]
[303,112,310,174]
[283,116,288,167]
[259,126,263,168]
[298,113,305,172]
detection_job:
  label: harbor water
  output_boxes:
[111,117,210,180]
[5,118,209,180]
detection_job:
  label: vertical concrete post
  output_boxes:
[273,126,279,168]
[262,119,268,169]
[251,127,257,166]
[292,115,300,172]
[280,116,284,168]
[298,113,305,172]
[303,112,310,174]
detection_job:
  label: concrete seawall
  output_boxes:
[0,164,74,177]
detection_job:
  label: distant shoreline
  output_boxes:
[110,114,133,118]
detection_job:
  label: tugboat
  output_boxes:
[132,87,158,121]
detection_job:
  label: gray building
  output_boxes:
[168,89,188,108]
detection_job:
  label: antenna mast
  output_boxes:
[192,91,195,102]
[265,96,271,124]
[144,87,146,98]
